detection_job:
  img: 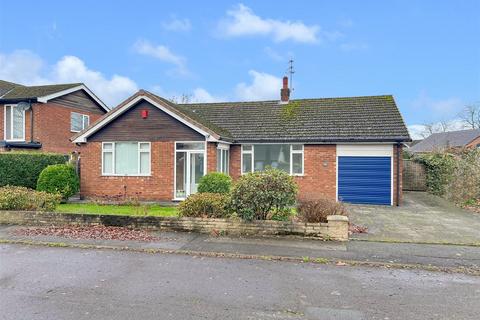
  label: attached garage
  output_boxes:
[337,145,393,205]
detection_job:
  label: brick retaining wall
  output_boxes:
[0,211,349,241]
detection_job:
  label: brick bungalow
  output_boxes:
[0,80,109,154]
[72,78,411,205]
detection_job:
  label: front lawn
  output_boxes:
[56,203,178,217]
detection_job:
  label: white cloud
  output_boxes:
[235,70,282,101]
[162,16,191,32]
[407,124,428,140]
[52,56,138,106]
[0,50,137,107]
[0,50,48,84]
[150,85,223,103]
[218,4,322,43]
[192,88,223,103]
[412,91,463,116]
[133,40,189,76]
[408,119,468,140]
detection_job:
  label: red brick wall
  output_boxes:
[1,103,104,154]
[229,145,242,180]
[35,103,103,154]
[207,142,217,173]
[228,144,337,202]
[295,145,337,201]
[79,141,175,201]
[466,135,480,149]
[393,144,403,206]
[79,141,403,205]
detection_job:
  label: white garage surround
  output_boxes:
[336,144,394,206]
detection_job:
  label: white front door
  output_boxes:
[174,142,205,199]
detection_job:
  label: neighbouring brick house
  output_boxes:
[73,77,411,205]
[0,80,109,154]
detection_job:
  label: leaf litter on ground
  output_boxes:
[12,225,160,242]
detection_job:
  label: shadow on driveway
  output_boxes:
[349,192,480,245]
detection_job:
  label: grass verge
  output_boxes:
[56,203,178,217]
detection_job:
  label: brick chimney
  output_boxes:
[280,76,290,103]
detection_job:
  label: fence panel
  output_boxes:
[403,159,427,191]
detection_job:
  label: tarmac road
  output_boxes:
[1,244,479,320]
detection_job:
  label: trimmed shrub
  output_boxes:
[198,172,232,194]
[0,186,61,211]
[230,168,298,221]
[297,198,349,223]
[178,193,231,218]
[37,164,80,200]
[0,152,68,189]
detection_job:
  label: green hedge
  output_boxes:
[0,152,68,189]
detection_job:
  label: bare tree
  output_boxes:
[438,120,451,132]
[419,121,451,138]
[169,93,193,104]
[459,104,480,129]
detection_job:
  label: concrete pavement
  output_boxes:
[1,225,479,273]
[1,243,479,320]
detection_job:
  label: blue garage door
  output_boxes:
[338,156,391,205]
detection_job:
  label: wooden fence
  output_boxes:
[403,159,427,191]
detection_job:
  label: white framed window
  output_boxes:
[241,144,304,176]
[71,112,90,132]
[216,145,230,174]
[4,105,25,141]
[290,144,304,175]
[102,142,151,176]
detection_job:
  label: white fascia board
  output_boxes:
[73,95,217,143]
[37,84,109,112]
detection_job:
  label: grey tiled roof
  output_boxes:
[0,80,23,96]
[171,95,410,142]
[0,82,82,99]
[410,129,480,153]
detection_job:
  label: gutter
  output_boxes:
[0,97,38,104]
[0,141,42,149]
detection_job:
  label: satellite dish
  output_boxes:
[16,102,31,111]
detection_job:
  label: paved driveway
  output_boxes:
[349,192,480,245]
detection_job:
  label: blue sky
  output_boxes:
[0,0,479,138]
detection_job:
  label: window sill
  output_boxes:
[241,172,304,177]
[5,139,26,142]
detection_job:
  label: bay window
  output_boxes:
[102,142,151,176]
[4,105,25,141]
[216,147,230,174]
[241,144,304,175]
[71,112,90,132]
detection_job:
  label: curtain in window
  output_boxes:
[5,106,12,140]
[254,144,290,172]
[12,107,23,139]
[71,113,83,132]
[115,142,138,174]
